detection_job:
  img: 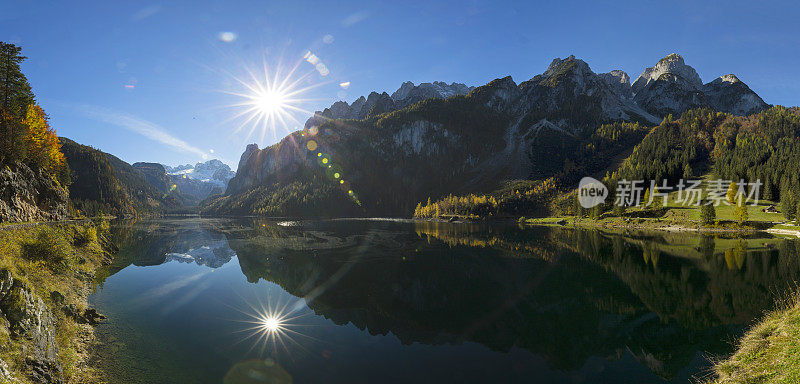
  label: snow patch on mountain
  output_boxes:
[165,159,235,187]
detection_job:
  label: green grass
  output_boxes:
[707,291,800,383]
[533,179,795,234]
[0,222,110,384]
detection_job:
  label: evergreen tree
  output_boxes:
[734,195,748,225]
[0,42,33,116]
[796,200,800,225]
[700,202,716,225]
[0,42,35,162]
[642,188,651,209]
[682,164,692,180]
[781,188,796,221]
[590,204,603,219]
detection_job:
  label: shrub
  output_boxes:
[74,225,97,247]
[22,229,71,272]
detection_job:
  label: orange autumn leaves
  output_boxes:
[1,103,68,185]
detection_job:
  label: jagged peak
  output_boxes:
[604,70,630,84]
[543,55,592,78]
[657,53,686,66]
[391,81,416,101]
[599,70,632,98]
[715,74,741,84]
[632,53,703,93]
[488,76,517,88]
[237,143,259,171]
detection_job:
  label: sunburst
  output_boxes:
[230,293,316,357]
[222,57,324,144]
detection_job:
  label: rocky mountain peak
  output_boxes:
[630,54,766,117]
[305,81,473,127]
[543,55,591,78]
[469,76,520,111]
[632,53,703,94]
[716,74,741,84]
[704,74,768,116]
[599,70,632,98]
[238,144,259,172]
[391,81,416,101]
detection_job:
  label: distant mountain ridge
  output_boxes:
[60,138,183,216]
[205,53,770,218]
[162,159,234,203]
[304,81,475,128]
[164,159,235,188]
[129,159,235,205]
[629,53,767,117]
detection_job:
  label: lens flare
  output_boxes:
[255,90,286,114]
[261,316,281,332]
[231,294,315,357]
[220,56,324,144]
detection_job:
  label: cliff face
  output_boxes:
[0,162,69,223]
[0,269,61,383]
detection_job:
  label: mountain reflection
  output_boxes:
[102,219,800,380]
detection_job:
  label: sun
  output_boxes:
[255,90,286,115]
[261,316,281,332]
[222,57,324,144]
[230,294,317,357]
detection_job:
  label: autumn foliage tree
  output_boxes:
[21,103,67,182]
[0,42,68,185]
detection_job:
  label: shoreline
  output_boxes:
[517,216,800,237]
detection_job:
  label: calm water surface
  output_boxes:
[89,218,800,383]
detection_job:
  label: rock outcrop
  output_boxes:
[599,70,632,98]
[0,162,69,223]
[0,269,62,383]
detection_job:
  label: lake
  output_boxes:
[89,218,800,383]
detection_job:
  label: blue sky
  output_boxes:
[2,0,799,168]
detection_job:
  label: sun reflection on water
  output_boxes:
[232,294,314,357]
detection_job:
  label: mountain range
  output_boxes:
[58,137,235,216]
[203,53,770,218]
[304,81,475,127]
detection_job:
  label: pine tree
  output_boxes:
[0,42,35,162]
[700,202,716,225]
[682,164,693,179]
[0,42,34,117]
[781,188,796,221]
[734,195,748,225]
[796,200,800,225]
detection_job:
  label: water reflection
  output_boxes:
[93,219,800,383]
